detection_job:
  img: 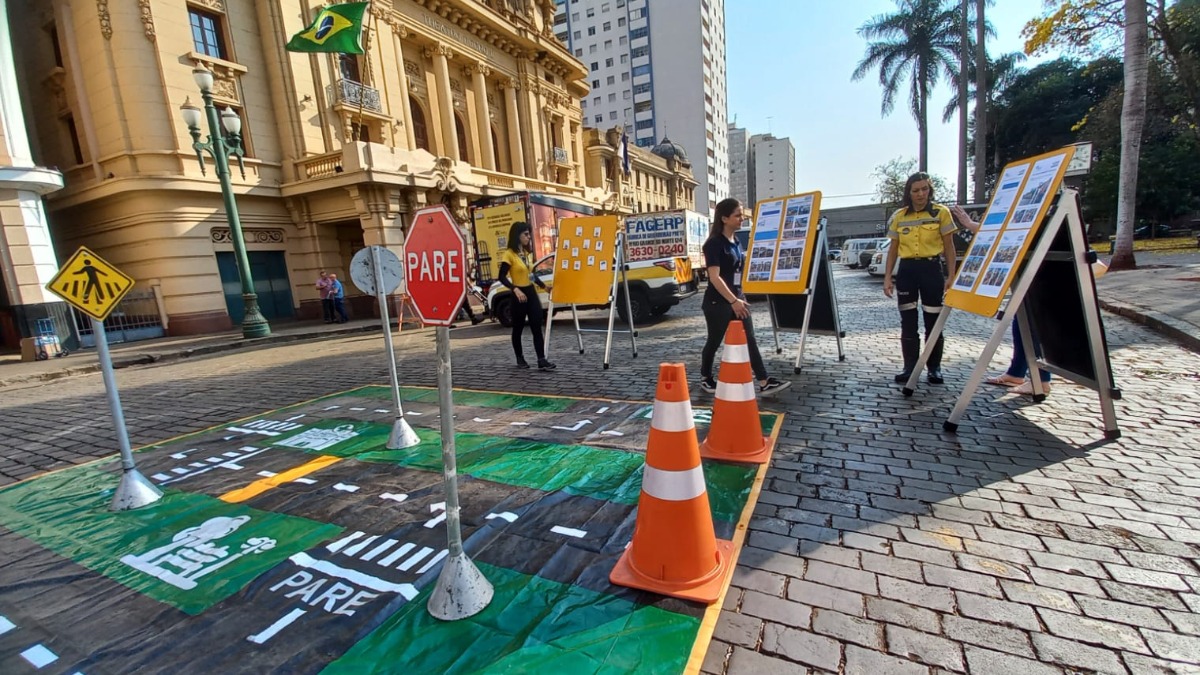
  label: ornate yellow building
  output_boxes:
[10,0,608,335]
[582,127,697,215]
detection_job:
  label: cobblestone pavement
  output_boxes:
[3,269,1199,674]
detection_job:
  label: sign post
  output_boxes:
[46,246,162,511]
[404,205,493,620]
[349,245,419,449]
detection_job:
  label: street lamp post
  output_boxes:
[180,65,270,338]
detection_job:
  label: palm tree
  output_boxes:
[1112,0,1149,270]
[942,52,1026,178]
[853,0,961,171]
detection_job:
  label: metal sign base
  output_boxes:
[387,418,421,450]
[427,552,496,620]
[111,468,164,511]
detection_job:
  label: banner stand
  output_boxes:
[766,220,846,373]
[544,223,638,369]
[901,188,1120,439]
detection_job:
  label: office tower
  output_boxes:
[727,123,748,206]
[747,133,795,206]
[555,0,728,213]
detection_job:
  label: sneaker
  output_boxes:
[471,316,485,325]
[927,369,944,385]
[758,377,791,396]
[893,370,913,384]
[516,359,530,369]
[699,377,717,394]
[537,359,557,370]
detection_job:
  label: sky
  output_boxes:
[726,0,1061,207]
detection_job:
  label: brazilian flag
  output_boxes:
[286,3,368,54]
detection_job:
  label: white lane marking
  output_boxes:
[405,411,423,416]
[21,644,58,668]
[485,512,519,523]
[342,535,379,557]
[247,608,306,644]
[472,417,492,422]
[206,457,223,463]
[423,502,447,529]
[188,462,206,468]
[551,420,593,432]
[374,409,390,414]
[416,550,448,574]
[361,539,398,562]
[170,468,189,475]
[257,470,277,478]
[323,406,340,411]
[222,462,244,470]
[0,615,13,634]
[288,553,417,598]
[152,473,170,481]
[551,526,588,538]
[170,453,188,459]
[333,483,360,493]
[226,426,281,437]
[350,407,366,411]
[293,478,318,485]
[397,547,434,572]
[380,493,408,503]
[597,406,610,414]
[286,414,306,421]
[600,430,625,437]
[379,543,416,567]
[222,451,241,457]
[509,422,530,426]
[326,531,365,553]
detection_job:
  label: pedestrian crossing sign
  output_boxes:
[46,246,135,321]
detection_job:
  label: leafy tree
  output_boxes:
[853,0,962,171]
[872,157,954,217]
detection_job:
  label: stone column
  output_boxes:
[391,26,416,150]
[571,121,585,187]
[427,43,458,160]
[470,64,495,170]
[503,79,525,177]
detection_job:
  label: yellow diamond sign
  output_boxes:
[46,246,135,321]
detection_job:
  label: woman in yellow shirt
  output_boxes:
[882,172,958,385]
[497,221,555,370]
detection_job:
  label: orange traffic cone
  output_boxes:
[610,363,734,603]
[701,321,772,463]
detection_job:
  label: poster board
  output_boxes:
[946,147,1074,317]
[470,201,525,284]
[763,222,846,372]
[551,215,621,305]
[743,191,823,295]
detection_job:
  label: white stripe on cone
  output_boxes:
[651,399,695,432]
[722,344,750,363]
[641,465,707,501]
[716,380,756,402]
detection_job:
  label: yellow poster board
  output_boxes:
[471,202,525,282]
[46,246,135,321]
[550,215,621,305]
[742,191,823,295]
[946,147,1074,317]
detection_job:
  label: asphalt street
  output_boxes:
[2,268,1198,674]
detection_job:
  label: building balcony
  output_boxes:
[328,79,382,113]
[550,146,570,167]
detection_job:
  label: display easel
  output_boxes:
[766,219,846,373]
[902,188,1120,439]
[544,217,638,369]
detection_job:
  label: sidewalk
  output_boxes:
[3,250,1198,388]
[1095,250,1200,354]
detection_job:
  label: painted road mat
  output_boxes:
[0,386,782,674]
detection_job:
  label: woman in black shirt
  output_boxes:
[699,198,790,396]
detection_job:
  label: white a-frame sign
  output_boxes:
[903,186,1120,440]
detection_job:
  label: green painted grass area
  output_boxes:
[322,562,698,675]
[360,385,580,413]
[273,420,756,523]
[0,466,341,615]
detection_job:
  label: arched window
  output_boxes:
[409,97,429,151]
[454,113,469,163]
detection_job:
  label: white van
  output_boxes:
[841,238,878,269]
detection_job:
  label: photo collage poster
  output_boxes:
[551,215,620,306]
[949,148,1071,304]
[745,191,821,293]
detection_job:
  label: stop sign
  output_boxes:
[404,205,467,326]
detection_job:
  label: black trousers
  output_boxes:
[895,258,944,367]
[700,296,768,381]
[511,285,546,361]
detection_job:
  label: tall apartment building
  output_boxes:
[727,123,748,206]
[554,0,728,214]
[746,133,795,206]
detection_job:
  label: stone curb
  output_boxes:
[1099,298,1200,355]
[0,323,392,389]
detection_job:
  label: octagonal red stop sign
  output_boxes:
[404,205,467,326]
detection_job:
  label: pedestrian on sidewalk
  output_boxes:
[883,173,958,384]
[698,198,790,396]
[316,270,335,323]
[329,273,349,323]
[497,221,554,370]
